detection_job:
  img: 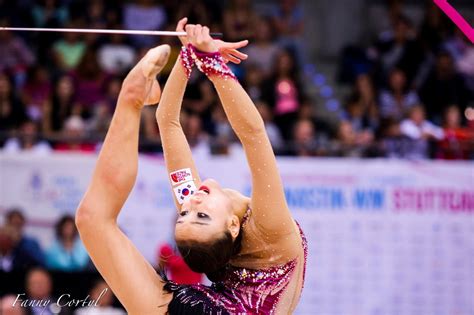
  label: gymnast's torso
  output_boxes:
[165,210,308,315]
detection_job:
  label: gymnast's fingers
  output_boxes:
[195,24,203,45]
[176,17,187,32]
[224,40,249,50]
[229,49,248,60]
[176,17,188,45]
[185,24,195,41]
[224,53,240,64]
[202,26,211,41]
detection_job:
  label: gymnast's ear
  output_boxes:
[228,215,240,239]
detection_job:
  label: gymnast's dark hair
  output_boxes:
[177,230,243,282]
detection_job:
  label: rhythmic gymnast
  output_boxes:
[76,18,307,314]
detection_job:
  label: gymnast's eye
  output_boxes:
[179,210,189,216]
[197,212,209,219]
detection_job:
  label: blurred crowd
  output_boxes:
[0,206,206,313]
[0,0,472,159]
[0,208,129,314]
[335,1,474,159]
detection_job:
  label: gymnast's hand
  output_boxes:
[178,18,248,64]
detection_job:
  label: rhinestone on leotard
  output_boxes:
[187,44,237,80]
[164,211,308,314]
[179,45,194,78]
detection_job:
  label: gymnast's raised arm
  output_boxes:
[185,26,299,248]
[155,18,202,209]
[75,46,172,314]
[156,18,254,210]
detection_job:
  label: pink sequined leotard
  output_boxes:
[164,209,308,315]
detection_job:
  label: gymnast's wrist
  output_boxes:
[187,44,236,80]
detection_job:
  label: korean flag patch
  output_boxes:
[173,181,197,204]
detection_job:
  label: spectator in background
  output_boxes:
[0,19,36,86]
[443,32,464,63]
[379,68,419,121]
[97,26,137,75]
[30,0,69,63]
[85,0,107,29]
[182,112,209,153]
[242,65,264,102]
[87,102,112,136]
[32,0,69,28]
[437,105,474,160]
[373,15,422,84]
[255,101,284,152]
[102,76,121,112]
[272,0,305,63]
[223,0,258,42]
[370,0,406,38]
[0,224,17,271]
[2,119,52,154]
[184,79,217,116]
[84,77,118,137]
[0,223,42,271]
[176,1,213,30]
[139,106,162,153]
[0,72,27,132]
[158,243,203,285]
[378,118,412,158]
[54,114,96,152]
[20,66,52,122]
[123,0,167,48]
[350,74,379,129]
[74,279,126,315]
[296,100,334,138]
[420,51,471,124]
[330,120,369,157]
[45,215,89,271]
[400,104,444,159]
[0,294,26,315]
[42,75,77,135]
[24,268,72,315]
[243,17,280,78]
[4,209,44,266]
[156,23,183,77]
[418,1,450,53]
[342,95,377,141]
[52,22,86,71]
[451,35,474,92]
[182,78,217,134]
[263,49,305,140]
[288,118,321,156]
[210,105,233,155]
[72,48,108,117]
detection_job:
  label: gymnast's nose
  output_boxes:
[190,194,202,205]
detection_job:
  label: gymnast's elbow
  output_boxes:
[155,110,180,129]
[75,202,93,232]
[75,200,112,233]
[238,118,266,139]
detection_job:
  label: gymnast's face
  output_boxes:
[175,179,239,243]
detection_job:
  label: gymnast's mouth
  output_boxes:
[198,185,210,194]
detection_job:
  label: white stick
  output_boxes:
[0,27,189,36]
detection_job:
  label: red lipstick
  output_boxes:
[198,185,210,193]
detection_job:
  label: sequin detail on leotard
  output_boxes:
[188,44,237,81]
[164,209,308,314]
[179,45,194,78]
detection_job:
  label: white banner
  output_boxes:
[1,153,473,315]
